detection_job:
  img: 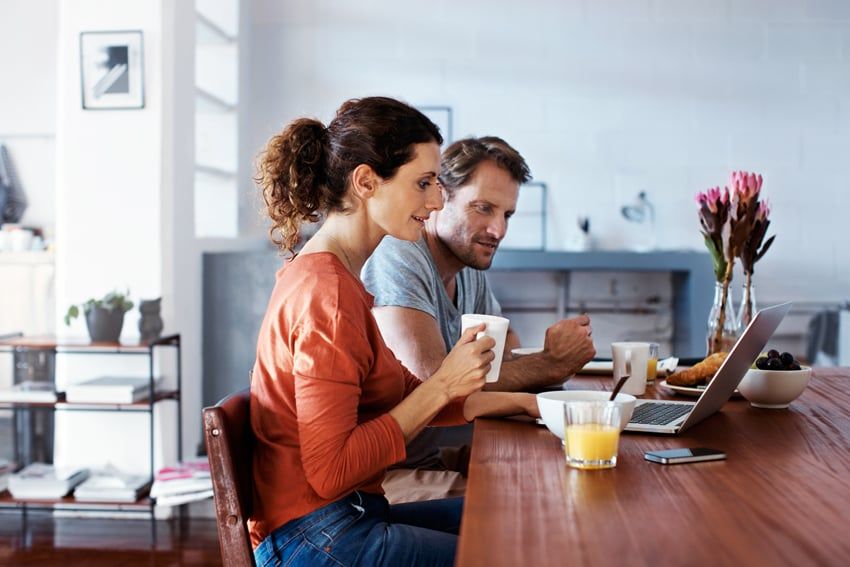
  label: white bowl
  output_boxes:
[536,390,636,439]
[738,366,812,409]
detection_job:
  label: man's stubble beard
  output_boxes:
[447,237,495,271]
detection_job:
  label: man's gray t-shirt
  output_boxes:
[362,236,502,469]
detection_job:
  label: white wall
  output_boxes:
[0,0,57,231]
[247,0,850,306]
[53,0,189,478]
[55,1,164,315]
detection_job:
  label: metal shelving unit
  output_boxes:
[0,334,182,545]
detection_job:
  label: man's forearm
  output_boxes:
[484,353,571,392]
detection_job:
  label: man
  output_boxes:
[362,136,596,502]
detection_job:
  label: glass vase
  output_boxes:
[737,281,757,330]
[706,282,739,355]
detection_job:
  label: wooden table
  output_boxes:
[457,369,850,566]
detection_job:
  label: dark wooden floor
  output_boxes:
[0,512,223,566]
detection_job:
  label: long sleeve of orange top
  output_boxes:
[292,308,409,500]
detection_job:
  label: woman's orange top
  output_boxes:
[248,252,467,547]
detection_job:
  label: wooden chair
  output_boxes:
[203,388,255,567]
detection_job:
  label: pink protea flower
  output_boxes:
[730,170,763,201]
[699,170,774,353]
[740,195,774,277]
[696,186,731,281]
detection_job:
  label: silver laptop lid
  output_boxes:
[677,302,792,433]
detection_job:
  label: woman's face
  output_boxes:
[368,142,443,241]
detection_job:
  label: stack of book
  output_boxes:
[65,376,161,404]
[150,458,213,506]
[7,462,89,499]
[74,466,151,503]
[0,381,61,403]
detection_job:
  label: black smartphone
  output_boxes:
[644,447,726,465]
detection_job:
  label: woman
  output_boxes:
[250,96,538,566]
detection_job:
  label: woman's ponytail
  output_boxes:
[256,118,328,253]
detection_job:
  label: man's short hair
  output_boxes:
[439,136,531,197]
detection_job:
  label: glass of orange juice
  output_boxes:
[646,342,659,384]
[563,401,622,469]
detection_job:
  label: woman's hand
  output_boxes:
[430,324,495,400]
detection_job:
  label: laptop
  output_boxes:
[625,302,792,435]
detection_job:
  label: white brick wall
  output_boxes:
[246,0,850,356]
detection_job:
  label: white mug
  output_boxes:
[611,342,651,396]
[460,314,509,383]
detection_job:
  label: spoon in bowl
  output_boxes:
[610,374,630,401]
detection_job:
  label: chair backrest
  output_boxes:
[204,388,255,567]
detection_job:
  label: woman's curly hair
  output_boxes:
[255,97,442,254]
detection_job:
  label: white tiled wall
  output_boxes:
[248,0,850,310]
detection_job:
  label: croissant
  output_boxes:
[667,352,729,386]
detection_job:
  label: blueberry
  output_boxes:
[756,357,770,370]
[789,362,802,371]
[780,352,794,367]
[767,349,780,360]
[766,357,783,370]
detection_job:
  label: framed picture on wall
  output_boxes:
[79,30,145,110]
[500,181,548,250]
[418,106,453,144]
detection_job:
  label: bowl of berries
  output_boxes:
[738,350,812,409]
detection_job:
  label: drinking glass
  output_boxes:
[646,342,659,385]
[563,401,622,470]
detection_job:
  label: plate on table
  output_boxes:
[511,347,543,357]
[577,357,680,377]
[579,360,614,375]
[512,351,615,374]
[659,379,740,397]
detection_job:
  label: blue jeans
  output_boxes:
[254,492,462,567]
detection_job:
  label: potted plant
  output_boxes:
[64,290,134,343]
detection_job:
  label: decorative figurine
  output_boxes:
[138,298,163,344]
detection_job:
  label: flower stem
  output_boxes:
[712,259,735,354]
[743,271,753,326]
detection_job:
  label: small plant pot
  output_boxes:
[85,306,126,343]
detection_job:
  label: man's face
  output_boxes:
[432,160,519,270]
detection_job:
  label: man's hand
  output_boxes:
[489,315,597,392]
[541,315,596,376]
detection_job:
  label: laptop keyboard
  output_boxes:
[630,402,693,425]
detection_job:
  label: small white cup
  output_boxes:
[611,341,651,396]
[460,314,509,383]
